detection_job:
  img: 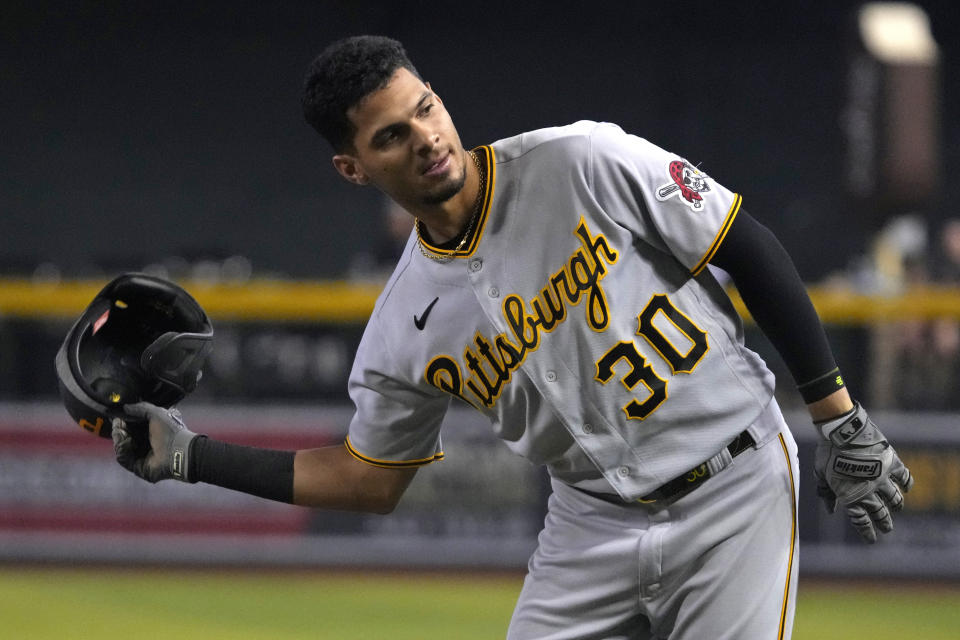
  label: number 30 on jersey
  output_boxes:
[594,294,708,420]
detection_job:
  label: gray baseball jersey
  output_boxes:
[345,120,780,501]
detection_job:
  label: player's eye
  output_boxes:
[373,127,404,148]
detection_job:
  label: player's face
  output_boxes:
[333,67,469,209]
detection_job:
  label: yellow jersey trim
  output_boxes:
[417,145,495,259]
[690,193,742,276]
[344,435,444,469]
[777,433,798,640]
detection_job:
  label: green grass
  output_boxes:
[0,568,957,639]
[794,582,960,640]
[0,568,522,640]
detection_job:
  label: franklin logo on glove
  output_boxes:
[832,457,882,480]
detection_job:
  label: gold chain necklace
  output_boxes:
[416,149,485,262]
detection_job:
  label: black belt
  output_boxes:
[637,430,756,503]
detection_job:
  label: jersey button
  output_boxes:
[488,286,500,298]
[616,466,630,478]
[582,423,594,434]
[545,370,557,382]
[469,258,483,272]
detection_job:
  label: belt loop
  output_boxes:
[705,447,733,476]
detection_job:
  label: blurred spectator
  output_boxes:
[872,216,960,410]
[933,219,960,283]
[864,214,925,409]
[925,219,960,409]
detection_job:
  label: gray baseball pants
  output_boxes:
[508,405,799,639]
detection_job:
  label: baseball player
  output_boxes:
[113,36,914,639]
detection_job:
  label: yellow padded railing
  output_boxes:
[0,278,384,323]
[1,277,960,324]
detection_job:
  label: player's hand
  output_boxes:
[813,401,913,543]
[113,402,200,483]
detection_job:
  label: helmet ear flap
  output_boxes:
[54,343,119,437]
[54,273,213,438]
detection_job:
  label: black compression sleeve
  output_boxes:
[188,436,295,504]
[709,209,845,403]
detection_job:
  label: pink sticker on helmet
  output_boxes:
[92,309,110,334]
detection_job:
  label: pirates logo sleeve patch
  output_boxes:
[656,159,712,211]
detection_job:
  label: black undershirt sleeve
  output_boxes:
[189,436,295,503]
[709,209,845,403]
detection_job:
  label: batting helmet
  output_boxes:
[54,273,213,438]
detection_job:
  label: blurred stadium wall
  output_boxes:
[2,279,960,577]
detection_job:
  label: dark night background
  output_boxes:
[3,0,958,280]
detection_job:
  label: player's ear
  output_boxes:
[332,154,370,186]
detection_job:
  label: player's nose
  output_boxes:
[411,120,440,153]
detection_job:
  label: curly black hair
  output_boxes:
[301,35,422,152]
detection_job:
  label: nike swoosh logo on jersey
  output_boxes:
[414,297,440,330]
